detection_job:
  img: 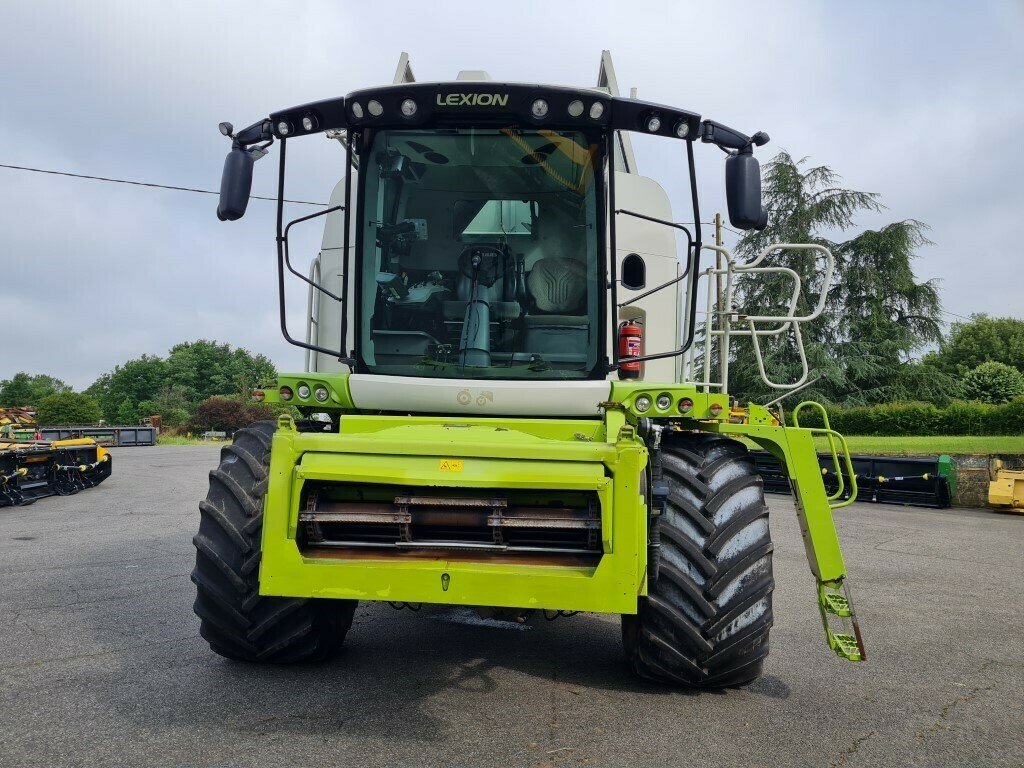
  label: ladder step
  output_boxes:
[829,632,862,661]
[822,591,852,617]
[817,579,866,662]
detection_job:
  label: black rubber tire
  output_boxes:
[623,432,774,688]
[191,421,357,663]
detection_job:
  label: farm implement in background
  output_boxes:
[753,452,955,509]
[0,439,111,508]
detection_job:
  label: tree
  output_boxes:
[925,315,1024,374]
[86,355,168,422]
[35,393,103,426]
[187,395,274,433]
[117,397,137,425]
[0,372,73,406]
[85,341,277,424]
[961,361,1024,404]
[726,152,942,405]
[164,340,277,404]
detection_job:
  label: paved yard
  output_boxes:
[1,446,1021,767]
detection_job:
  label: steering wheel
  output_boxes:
[457,246,505,288]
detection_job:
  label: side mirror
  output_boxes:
[724,151,765,230]
[217,146,254,221]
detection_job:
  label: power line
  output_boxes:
[939,308,972,321]
[0,163,326,206]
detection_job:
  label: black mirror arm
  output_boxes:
[220,118,273,147]
[235,119,274,146]
[700,120,770,154]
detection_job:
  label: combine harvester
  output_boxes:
[194,52,865,686]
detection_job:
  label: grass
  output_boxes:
[811,434,1024,456]
[157,434,225,446]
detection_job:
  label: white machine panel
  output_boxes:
[348,374,611,417]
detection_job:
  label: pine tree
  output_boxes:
[721,152,942,405]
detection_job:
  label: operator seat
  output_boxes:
[523,257,590,359]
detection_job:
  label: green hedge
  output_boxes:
[787,397,1024,436]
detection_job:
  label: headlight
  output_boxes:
[656,393,673,411]
[251,389,265,402]
[279,386,293,401]
[634,395,652,413]
[589,102,604,119]
[301,115,317,131]
[350,102,364,119]
[678,397,693,414]
[646,115,661,132]
[296,383,311,399]
[368,100,383,117]
[531,99,549,118]
[314,386,329,402]
[674,120,690,138]
[276,121,291,136]
[567,100,584,117]
[709,403,724,417]
[400,99,417,117]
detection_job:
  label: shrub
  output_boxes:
[791,397,1024,436]
[187,396,275,433]
[35,393,103,426]
[961,361,1024,405]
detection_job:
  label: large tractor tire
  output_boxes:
[192,421,357,662]
[623,432,774,688]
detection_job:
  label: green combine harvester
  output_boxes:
[194,52,864,687]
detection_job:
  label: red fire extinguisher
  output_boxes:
[618,320,643,379]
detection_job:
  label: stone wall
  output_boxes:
[952,454,1024,508]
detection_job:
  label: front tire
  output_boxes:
[191,421,357,663]
[623,432,774,688]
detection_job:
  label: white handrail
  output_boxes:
[304,256,322,372]
[688,242,834,393]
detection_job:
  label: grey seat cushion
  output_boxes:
[527,258,587,313]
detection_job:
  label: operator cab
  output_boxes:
[361,128,601,380]
[214,60,771,385]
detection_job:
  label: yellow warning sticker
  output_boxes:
[439,459,464,472]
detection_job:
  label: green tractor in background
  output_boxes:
[193,52,864,687]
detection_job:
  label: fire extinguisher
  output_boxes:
[618,320,643,379]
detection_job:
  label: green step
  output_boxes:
[829,631,862,661]
[817,579,866,662]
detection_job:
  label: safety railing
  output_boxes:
[683,242,835,393]
[304,256,322,372]
[791,401,858,510]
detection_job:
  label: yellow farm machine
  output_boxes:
[0,437,111,507]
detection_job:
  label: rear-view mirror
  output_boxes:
[217,147,254,221]
[725,151,765,230]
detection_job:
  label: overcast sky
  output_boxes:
[3,1,1022,389]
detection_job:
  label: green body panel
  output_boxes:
[256,372,863,660]
[260,411,648,614]
[937,454,956,499]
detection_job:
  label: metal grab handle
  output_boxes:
[304,256,322,372]
[705,264,801,337]
[746,317,810,389]
[738,243,835,324]
[792,401,858,509]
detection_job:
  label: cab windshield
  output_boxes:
[358,128,602,379]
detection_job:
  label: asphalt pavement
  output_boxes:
[1,445,1021,767]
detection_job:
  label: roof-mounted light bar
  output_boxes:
[264,83,705,142]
